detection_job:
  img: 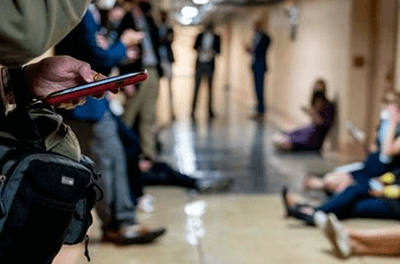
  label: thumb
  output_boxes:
[77,62,94,83]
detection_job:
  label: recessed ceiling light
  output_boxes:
[181,6,199,18]
[193,0,209,4]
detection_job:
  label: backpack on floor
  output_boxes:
[0,103,102,263]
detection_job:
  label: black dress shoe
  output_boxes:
[281,186,291,218]
[209,111,215,119]
[102,225,166,245]
[288,204,316,226]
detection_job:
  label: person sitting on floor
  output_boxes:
[273,79,334,151]
[113,110,234,213]
[316,173,400,258]
[282,168,400,227]
[304,90,400,195]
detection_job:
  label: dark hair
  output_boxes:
[310,79,327,107]
[314,79,326,93]
[311,90,327,108]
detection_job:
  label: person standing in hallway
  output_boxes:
[56,1,166,244]
[192,23,221,119]
[246,20,271,120]
[158,10,176,120]
[118,0,163,168]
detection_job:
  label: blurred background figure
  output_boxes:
[273,79,334,151]
[118,0,163,169]
[191,23,221,120]
[158,10,176,120]
[55,0,165,245]
[245,20,271,120]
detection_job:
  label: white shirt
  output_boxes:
[199,31,215,63]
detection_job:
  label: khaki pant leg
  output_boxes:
[122,68,159,159]
[139,68,159,159]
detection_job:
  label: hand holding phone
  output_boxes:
[43,70,148,106]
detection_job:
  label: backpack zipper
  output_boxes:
[0,175,6,218]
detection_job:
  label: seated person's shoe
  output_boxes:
[209,111,215,119]
[249,112,264,121]
[323,213,351,258]
[195,175,234,193]
[288,204,316,226]
[102,224,166,245]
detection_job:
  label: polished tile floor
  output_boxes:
[53,76,399,264]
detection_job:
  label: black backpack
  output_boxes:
[0,103,102,263]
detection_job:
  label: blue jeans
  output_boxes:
[90,112,137,229]
[317,182,399,220]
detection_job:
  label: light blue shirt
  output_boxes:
[377,110,400,163]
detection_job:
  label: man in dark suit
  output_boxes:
[192,23,221,119]
[247,20,271,120]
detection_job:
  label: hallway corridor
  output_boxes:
[55,77,399,264]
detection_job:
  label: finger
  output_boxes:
[77,63,94,83]
[77,98,86,106]
[91,71,107,82]
[92,92,106,99]
[111,88,120,94]
[72,99,83,105]
[58,102,75,110]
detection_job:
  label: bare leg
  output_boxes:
[348,226,400,256]
[323,172,353,194]
[304,176,325,190]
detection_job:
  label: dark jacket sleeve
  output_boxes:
[194,33,202,51]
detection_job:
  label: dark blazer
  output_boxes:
[194,31,221,68]
[117,12,163,77]
[159,25,174,63]
[252,32,271,72]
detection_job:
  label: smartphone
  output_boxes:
[43,70,148,105]
[369,178,384,191]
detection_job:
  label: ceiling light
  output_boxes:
[193,0,209,4]
[181,6,199,18]
[180,16,193,25]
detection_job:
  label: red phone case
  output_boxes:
[43,70,148,105]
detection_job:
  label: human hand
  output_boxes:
[139,158,153,173]
[24,56,108,108]
[121,29,145,47]
[369,188,385,198]
[126,46,140,61]
[123,84,136,97]
[369,177,384,197]
[96,33,109,50]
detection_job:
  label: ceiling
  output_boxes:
[168,0,284,25]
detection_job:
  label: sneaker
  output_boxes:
[313,210,328,229]
[102,224,166,245]
[196,175,234,193]
[137,194,155,214]
[323,214,351,258]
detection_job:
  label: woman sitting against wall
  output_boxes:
[273,79,335,151]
